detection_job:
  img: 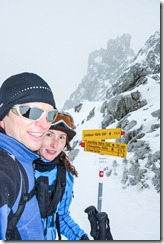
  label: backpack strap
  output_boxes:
[57,164,66,193]
[56,213,61,240]
[55,164,66,240]
[6,161,35,240]
[48,164,66,215]
[0,147,35,240]
[35,163,66,239]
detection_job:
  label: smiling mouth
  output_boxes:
[46,149,57,155]
[28,132,45,138]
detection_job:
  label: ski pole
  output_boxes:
[96,212,107,240]
[97,211,113,240]
[84,205,98,240]
[85,205,114,240]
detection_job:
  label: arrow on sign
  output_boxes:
[82,128,123,141]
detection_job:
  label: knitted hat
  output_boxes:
[0,72,56,120]
[50,123,76,142]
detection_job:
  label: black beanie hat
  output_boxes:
[50,123,76,142]
[0,72,56,120]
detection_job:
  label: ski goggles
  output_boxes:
[11,104,58,122]
[52,111,76,129]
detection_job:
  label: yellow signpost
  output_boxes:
[82,128,122,141]
[81,127,127,212]
[84,140,127,158]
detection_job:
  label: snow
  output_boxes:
[61,76,161,241]
[70,152,160,240]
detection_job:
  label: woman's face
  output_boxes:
[38,129,67,161]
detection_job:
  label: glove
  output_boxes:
[80,234,89,240]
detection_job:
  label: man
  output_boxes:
[0,72,58,240]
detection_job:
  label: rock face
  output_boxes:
[63,33,135,110]
[65,30,160,193]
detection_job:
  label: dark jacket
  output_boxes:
[35,161,87,240]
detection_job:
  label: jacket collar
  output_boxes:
[0,128,39,161]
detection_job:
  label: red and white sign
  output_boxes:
[99,170,104,177]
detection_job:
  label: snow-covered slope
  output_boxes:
[62,30,160,240]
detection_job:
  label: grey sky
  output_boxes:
[0,0,160,109]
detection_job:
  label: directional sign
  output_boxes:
[82,128,122,141]
[84,140,127,158]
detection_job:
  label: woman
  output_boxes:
[33,111,89,240]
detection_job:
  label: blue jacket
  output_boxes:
[34,161,87,240]
[0,130,44,240]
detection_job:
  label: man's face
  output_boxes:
[1,102,54,151]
